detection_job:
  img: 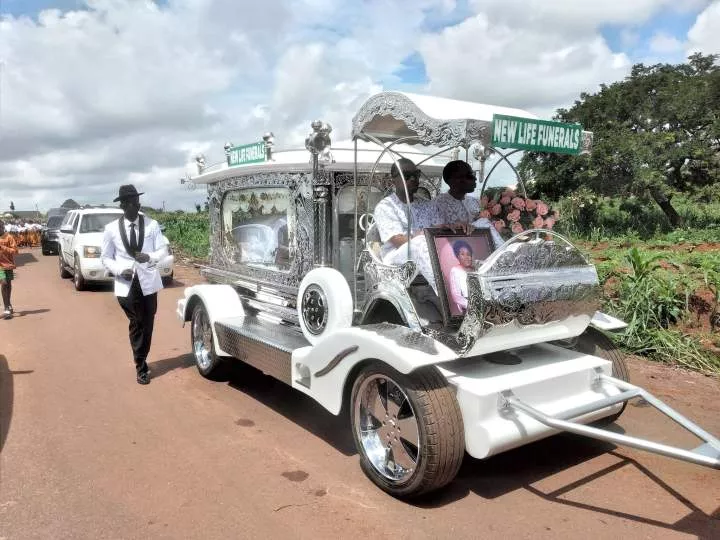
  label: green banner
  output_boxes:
[491,114,583,155]
[227,142,265,167]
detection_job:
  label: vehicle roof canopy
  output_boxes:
[351,91,538,149]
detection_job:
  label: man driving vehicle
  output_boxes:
[373,158,440,292]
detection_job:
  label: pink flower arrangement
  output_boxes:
[478,189,559,237]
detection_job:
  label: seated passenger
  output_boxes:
[434,160,504,249]
[373,158,440,293]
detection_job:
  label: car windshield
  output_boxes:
[80,213,120,233]
[46,216,64,228]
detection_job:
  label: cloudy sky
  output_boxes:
[1,0,719,212]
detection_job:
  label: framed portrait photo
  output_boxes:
[424,227,494,327]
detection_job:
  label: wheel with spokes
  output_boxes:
[350,361,464,498]
[190,303,224,379]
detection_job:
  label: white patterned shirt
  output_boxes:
[434,193,504,248]
[374,193,439,258]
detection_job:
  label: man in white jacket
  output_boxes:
[101,185,168,385]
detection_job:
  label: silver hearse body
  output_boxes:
[176,92,719,498]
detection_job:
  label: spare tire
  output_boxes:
[297,267,353,345]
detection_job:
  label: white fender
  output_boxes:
[297,267,353,345]
[291,324,458,415]
[176,284,245,356]
[590,311,628,331]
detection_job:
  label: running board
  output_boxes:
[500,371,720,470]
[214,316,309,386]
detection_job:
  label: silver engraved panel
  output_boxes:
[351,92,489,149]
[208,172,314,291]
[214,320,298,384]
[361,257,422,331]
[429,239,601,355]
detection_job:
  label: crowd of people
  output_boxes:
[1,219,44,247]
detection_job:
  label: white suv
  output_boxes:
[58,208,174,290]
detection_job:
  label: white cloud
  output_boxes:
[470,0,712,28]
[1,0,712,214]
[687,1,720,54]
[649,31,684,54]
[0,0,436,212]
[419,13,630,113]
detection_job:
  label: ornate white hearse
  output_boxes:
[177,92,719,498]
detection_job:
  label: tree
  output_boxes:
[520,53,720,227]
[60,199,80,209]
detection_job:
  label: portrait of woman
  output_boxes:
[448,239,473,314]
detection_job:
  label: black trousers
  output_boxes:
[117,277,157,375]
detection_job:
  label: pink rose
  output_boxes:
[533,216,544,228]
[544,217,556,229]
[525,199,537,211]
[480,195,489,208]
[536,202,549,216]
[507,209,521,222]
[511,222,524,234]
[479,209,491,219]
[511,197,526,210]
[493,219,506,232]
[490,204,502,216]
[499,195,511,206]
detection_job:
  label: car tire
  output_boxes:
[73,255,86,291]
[190,303,225,379]
[42,244,51,256]
[297,267,353,345]
[573,327,630,424]
[350,361,465,499]
[59,253,72,279]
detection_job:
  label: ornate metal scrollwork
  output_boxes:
[207,172,314,292]
[351,92,491,149]
[305,120,334,165]
[426,237,601,355]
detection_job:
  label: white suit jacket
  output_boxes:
[101,216,168,297]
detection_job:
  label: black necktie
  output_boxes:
[129,223,138,256]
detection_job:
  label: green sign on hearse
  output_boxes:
[227,141,266,167]
[491,114,583,155]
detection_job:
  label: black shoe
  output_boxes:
[137,372,150,385]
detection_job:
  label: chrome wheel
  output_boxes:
[192,307,213,370]
[301,284,328,335]
[353,374,420,483]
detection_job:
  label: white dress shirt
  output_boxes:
[101,216,168,297]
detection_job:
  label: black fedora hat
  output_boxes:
[113,184,144,202]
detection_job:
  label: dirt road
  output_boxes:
[1,249,718,540]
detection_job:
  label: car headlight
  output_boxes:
[83,246,102,258]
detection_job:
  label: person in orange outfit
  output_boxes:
[0,220,19,319]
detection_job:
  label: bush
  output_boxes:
[153,211,210,259]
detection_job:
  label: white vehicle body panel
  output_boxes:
[177,285,245,355]
[290,326,458,414]
[439,344,620,458]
